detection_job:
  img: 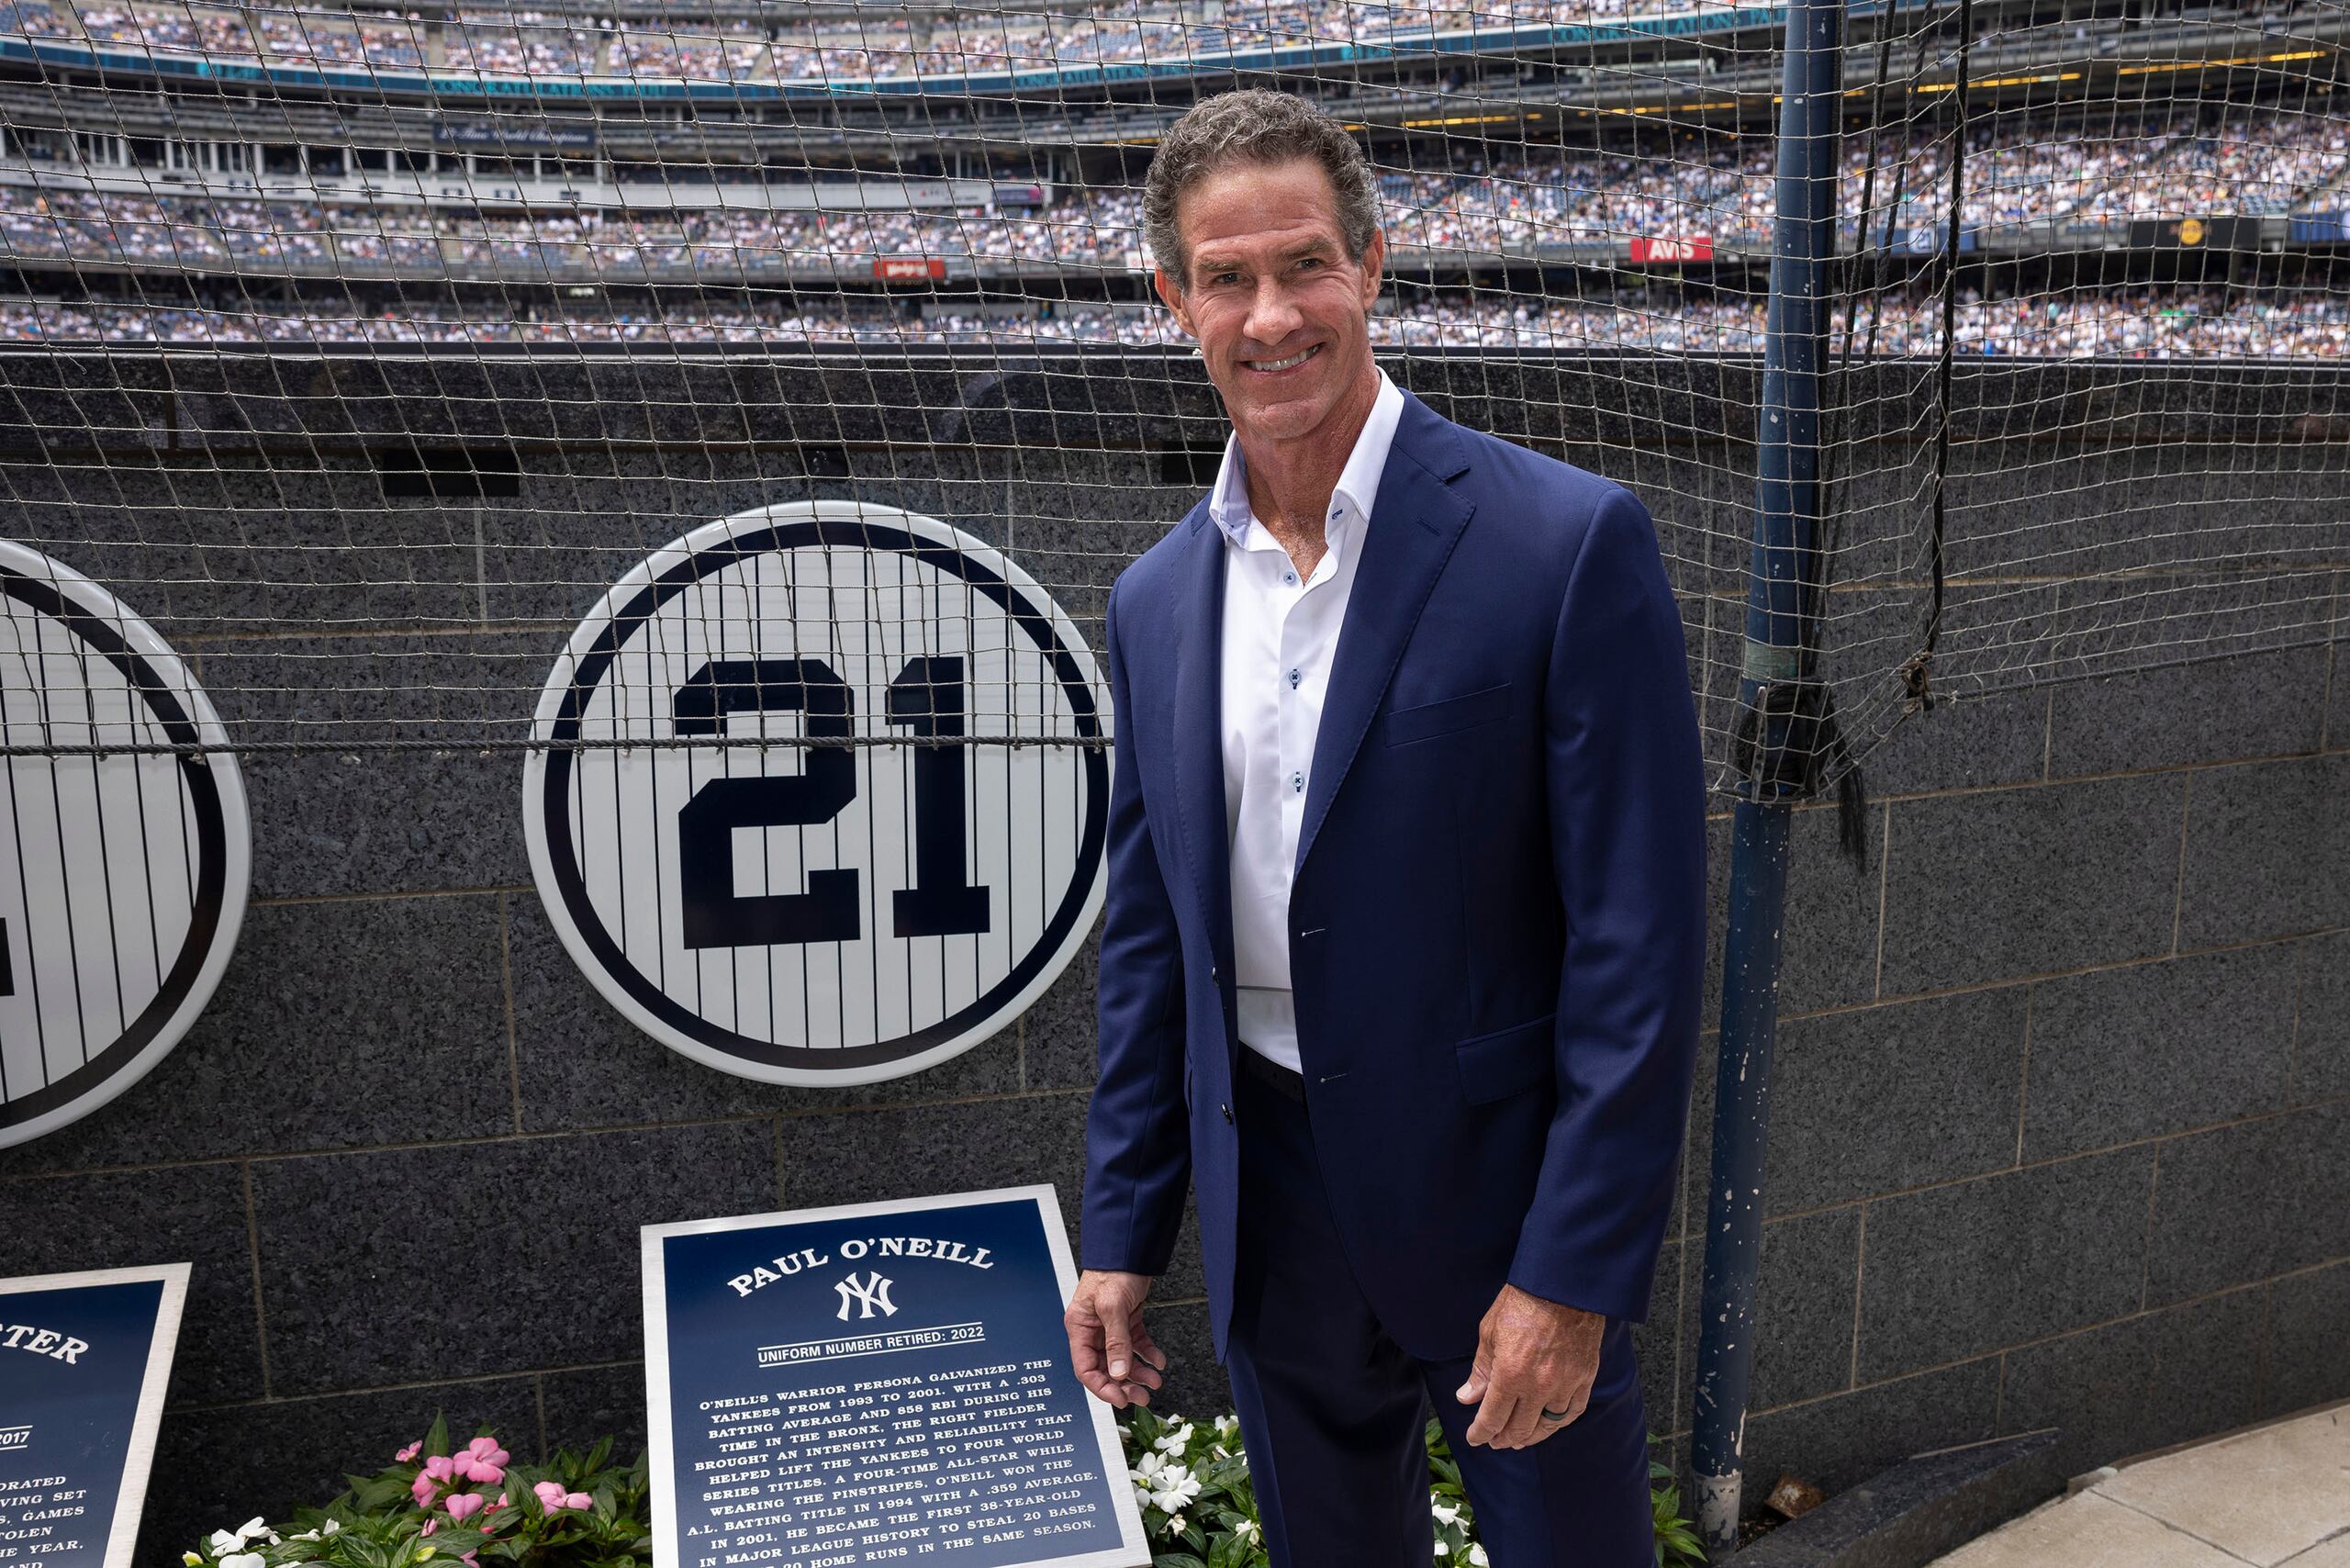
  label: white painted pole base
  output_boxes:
[1696,1470,1743,1555]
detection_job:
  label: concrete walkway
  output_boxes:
[1931,1404,2350,1568]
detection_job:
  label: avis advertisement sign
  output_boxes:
[873,258,948,282]
[522,502,1108,1086]
[1628,236,1715,263]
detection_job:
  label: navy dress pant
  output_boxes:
[1221,1057,1655,1568]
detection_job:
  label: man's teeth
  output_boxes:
[1247,345,1317,371]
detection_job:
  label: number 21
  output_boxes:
[671,656,991,949]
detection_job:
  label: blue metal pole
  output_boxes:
[1690,0,1843,1550]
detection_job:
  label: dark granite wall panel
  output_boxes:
[2264,1262,2350,1418]
[250,1121,780,1393]
[0,357,2340,1563]
[2021,945,2301,1159]
[2178,754,2350,947]
[1877,773,2186,996]
[1994,1286,2269,1484]
[1855,1148,2156,1383]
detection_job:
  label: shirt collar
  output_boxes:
[1208,366,1405,546]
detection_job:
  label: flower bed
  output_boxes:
[181,1410,1705,1568]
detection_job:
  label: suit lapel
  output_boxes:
[1168,503,1235,978]
[1295,394,1475,878]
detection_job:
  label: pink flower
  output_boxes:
[444,1494,484,1524]
[532,1482,590,1512]
[453,1439,509,1486]
[420,1520,438,1538]
[411,1473,439,1508]
[397,1441,421,1462]
[422,1457,457,1483]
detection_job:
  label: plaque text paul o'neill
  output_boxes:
[642,1187,1148,1568]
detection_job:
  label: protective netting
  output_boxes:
[0,0,2344,801]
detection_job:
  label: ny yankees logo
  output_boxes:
[834,1271,898,1321]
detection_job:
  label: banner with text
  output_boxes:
[643,1187,1145,1568]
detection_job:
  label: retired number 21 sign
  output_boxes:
[522,502,1109,1086]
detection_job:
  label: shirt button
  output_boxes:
[1282,571,1297,586]
[1287,667,1301,689]
[1291,771,1304,792]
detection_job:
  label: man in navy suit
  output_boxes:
[1066,89,1707,1566]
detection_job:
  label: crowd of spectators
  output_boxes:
[2,286,2346,356]
[4,0,1830,80]
[0,185,1151,267]
[3,118,2345,281]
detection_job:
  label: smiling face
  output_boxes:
[1154,156,1385,451]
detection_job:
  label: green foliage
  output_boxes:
[1651,1439,1709,1568]
[181,1418,650,1568]
[184,1408,1704,1568]
[1119,1406,1706,1568]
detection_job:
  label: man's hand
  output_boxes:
[1066,1269,1169,1410]
[1454,1283,1606,1450]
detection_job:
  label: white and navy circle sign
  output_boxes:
[0,543,250,1148]
[522,501,1109,1086]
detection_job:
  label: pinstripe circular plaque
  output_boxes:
[0,543,251,1149]
[521,501,1110,1086]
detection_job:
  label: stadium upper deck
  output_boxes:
[3,113,2345,286]
[0,0,1906,95]
[0,0,2332,112]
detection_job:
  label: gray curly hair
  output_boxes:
[1142,89,1382,290]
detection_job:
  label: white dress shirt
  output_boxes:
[1212,368,1407,1074]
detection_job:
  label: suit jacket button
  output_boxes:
[1209,963,1219,983]
[1220,1102,1233,1124]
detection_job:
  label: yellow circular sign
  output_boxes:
[2177,218,2206,246]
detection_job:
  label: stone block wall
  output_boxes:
[0,350,2341,1558]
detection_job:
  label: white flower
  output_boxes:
[1128,1450,1169,1487]
[320,1523,339,1538]
[1434,1544,1450,1558]
[1469,1546,1490,1566]
[207,1520,269,1556]
[1432,1502,1461,1526]
[1214,1414,1239,1436]
[1153,1422,1193,1454]
[1166,1515,1186,1535]
[220,1552,264,1568]
[1236,1518,1259,1541]
[1147,1465,1203,1514]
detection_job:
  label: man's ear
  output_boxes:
[1153,265,1194,340]
[1358,228,1386,313]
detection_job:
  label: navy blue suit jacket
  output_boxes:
[1079,388,1707,1361]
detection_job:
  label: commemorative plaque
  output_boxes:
[642,1186,1147,1568]
[0,1264,190,1568]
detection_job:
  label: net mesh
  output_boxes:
[0,0,2344,796]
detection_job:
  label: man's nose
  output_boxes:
[1244,279,1304,346]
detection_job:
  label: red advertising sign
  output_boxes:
[1628,237,1716,263]
[873,257,947,281]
